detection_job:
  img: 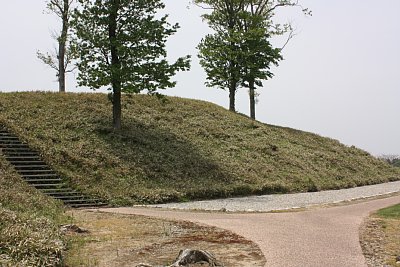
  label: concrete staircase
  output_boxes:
[0,126,107,208]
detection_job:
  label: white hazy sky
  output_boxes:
[0,1,399,156]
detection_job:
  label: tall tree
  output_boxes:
[71,0,191,130]
[196,0,246,112]
[37,0,75,93]
[240,1,284,120]
[198,31,243,112]
[196,0,309,119]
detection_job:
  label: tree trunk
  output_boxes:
[109,0,122,130]
[112,88,122,130]
[249,78,256,120]
[58,0,69,93]
[229,81,236,112]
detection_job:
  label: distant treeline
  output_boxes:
[380,155,400,167]
[393,159,400,167]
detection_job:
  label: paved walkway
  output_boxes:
[145,181,400,212]
[99,182,400,267]
[102,195,400,267]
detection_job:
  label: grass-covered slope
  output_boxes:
[0,157,65,266]
[0,92,399,205]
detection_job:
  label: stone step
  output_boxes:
[19,171,55,176]
[67,202,107,208]
[0,137,19,140]
[53,195,87,200]
[14,165,49,170]
[0,144,32,150]
[5,156,41,160]
[0,150,39,155]
[0,125,107,208]
[62,198,103,204]
[2,149,38,154]
[44,191,82,197]
[9,160,47,165]
[40,188,79,193]
[25,179,63,184]
[0,141,29,149]
[17,171,57,176]
[3,152,40,156]
[21,174,59,179]
[33,183,67,189]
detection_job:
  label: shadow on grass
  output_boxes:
[95,119,235,201]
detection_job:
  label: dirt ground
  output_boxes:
[360,216,400,266]
[63,210,265,267]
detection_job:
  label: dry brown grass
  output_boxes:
[361,204,400,266]
[0,92,399,205]
[0,157,66,266]
[64,210,265,267]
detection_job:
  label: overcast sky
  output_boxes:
[0,0,399,156]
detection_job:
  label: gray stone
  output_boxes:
[60,224,89,234]
[169,249,223,267]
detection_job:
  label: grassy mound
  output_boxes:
[0,157,66,266]
[0,92,398,205]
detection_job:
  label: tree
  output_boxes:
[196,0,247,112]
[71,0,191,130]
[37,0,75,93]
[240,1,311,119]
[196,0,309,119]
[380,155,400,167]
[238,7,282,119]
[198,31,243,112]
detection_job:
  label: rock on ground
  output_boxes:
[136,249,223,267]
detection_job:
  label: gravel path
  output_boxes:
[144,181,400,212]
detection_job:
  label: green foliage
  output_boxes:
[196,0,250,97]
[239,8,283,87]
[0,92,399,204]
[196,0,307,113]
[0,157,66,266]
[71,0,191,94]
[376,204,400,219]
[388,158,400,168]
[394,160,400,167]
[379,155,400,168]
[198,32,242,91]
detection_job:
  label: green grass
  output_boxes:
[0,92,399,205]
[0,156,67,266]
[372,204,400,265]
[376,204,400,219]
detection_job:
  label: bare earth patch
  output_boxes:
[360,216,400,266]
[64,210,265,267]
[360,217,387,267]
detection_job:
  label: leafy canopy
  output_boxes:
[71,0,191,94]
[196,0,283,92]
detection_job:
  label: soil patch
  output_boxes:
[64,210,265,266]
[360,212,400,266]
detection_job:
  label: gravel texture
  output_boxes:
[359,217,387,267]
[144,181,400,212]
